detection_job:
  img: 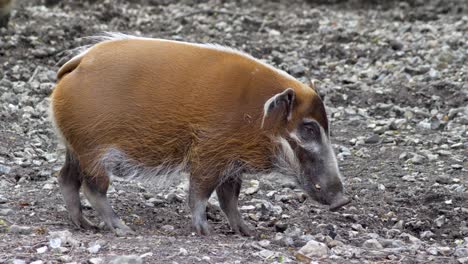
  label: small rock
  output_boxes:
[36,246,48,254]
[240,205,255,211]
[161,225,174,232]
[0,208,13,216]
[9,225,33,235]
[257,249,276,259]
[435,215,445,227]
[244,180,260,195]
[0,164,11,174]
[289,65,306,76]
[365,134,380,144]
[363,238,383,249]
[455,248,468,258]
[275,222,288,233]
[42,183,54,190]
[59,256,72,262]
[438,246,453,256]
[402,175,416,182]
[331,245,363,258]
[48,230,79,247]
[408,153,425,165]
[420,231,435,238]
[49,238,61,248]
[258,240,271,248]
[147,197,164,206]
[10,260,26,264]
[179,248,188,256]
[88,243,101,254]
[451,143,463,149]
[436,175,451,184]
[89,257,104,264]
[297,239,329,258]
[108,255,143,264]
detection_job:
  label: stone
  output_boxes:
[88,243,101,254]
[362,238,383,249]
[9,225,33,235]
[257,249,277,259]
[89,258,104,264]
[0,164,11,174]
[455,248,468,258]
[36,246,48,253]
[297,239,329,258]
[435,215,445,227]
[161,225,174,232]
[0,208,13,216]
[10,260,26,264]
[108,255,143,264]
[179,248,188,256]
[48,230,79,247]
[244,180,260,195]
[365,134,380,144]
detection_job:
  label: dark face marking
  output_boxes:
[291,119,348,208]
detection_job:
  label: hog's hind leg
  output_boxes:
[58,149,97,230]
[216,177,253,236]
[81,167,134,236]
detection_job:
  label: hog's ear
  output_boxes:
[261,88,295,129]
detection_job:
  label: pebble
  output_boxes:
[179,247,188,256]
[108,255,143,264]
[408,153,425,165]
[88,243,101,254]
[9,225,32,235]
[48,230,79,247]
[455,248,468,258]
[297,239,329,258]
[365,134,380,144]
[36,246,48,254]
[244,180,260,195]
[0,208,13,216]
[0,164,11,174]
[362,238,383,249]
[274,221,288,233]
[9,260,26,264]
[256,249,277,259]
[161,224,175,232]
[89,257,104,264]
[435,215,445,227]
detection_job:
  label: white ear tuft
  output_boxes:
[261,88,295,129]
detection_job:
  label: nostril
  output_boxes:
[329,196,351,211]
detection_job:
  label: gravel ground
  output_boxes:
[0,0,467,263]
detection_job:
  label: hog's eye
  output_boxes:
[300,120,321,141]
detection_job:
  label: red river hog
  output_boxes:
[50,33,350,236]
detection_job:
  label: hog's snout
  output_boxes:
[328,193,351,211]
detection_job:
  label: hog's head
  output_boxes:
[262,87,350,210]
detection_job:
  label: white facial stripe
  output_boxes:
[318,125,343,181]
[275,136,301,175]
[289,131,301,143]
[290,119,342,181]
